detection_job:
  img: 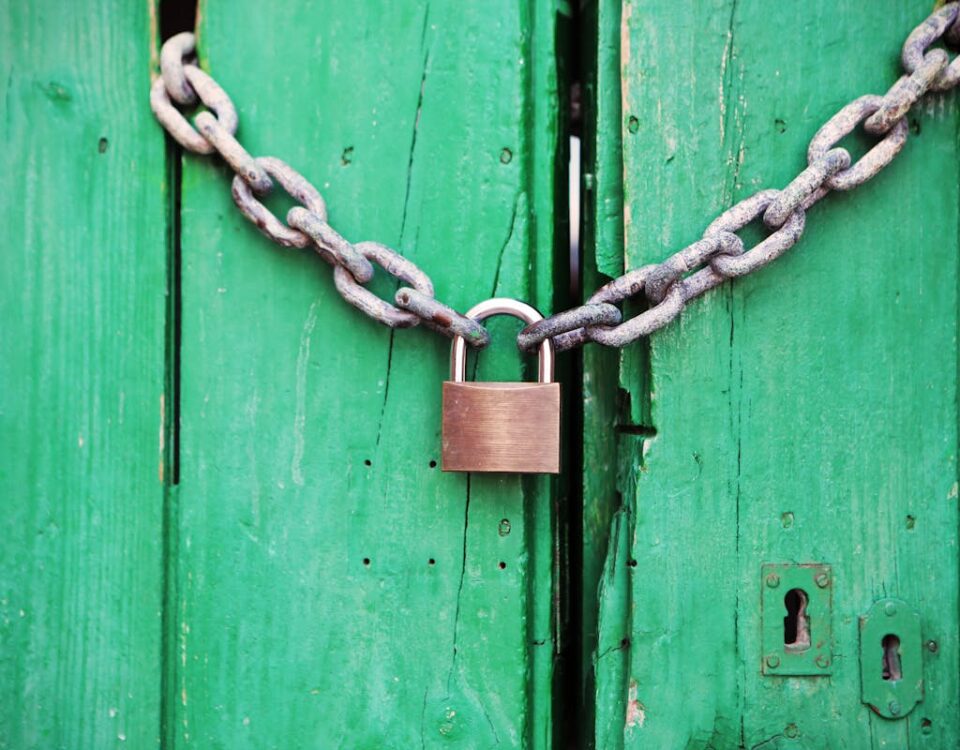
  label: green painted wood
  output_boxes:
[173,1,565,747]
[589,1,960,747]
[0,2,169,748]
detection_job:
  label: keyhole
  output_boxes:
[783,588,811,651]
[882,634,902,681]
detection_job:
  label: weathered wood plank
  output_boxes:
[0,2,168,748]
[173,1,564,746]
[590,1,960,746]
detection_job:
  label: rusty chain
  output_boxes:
[520,2,960,351]
[151,30,490,348]
[152,4,960,355]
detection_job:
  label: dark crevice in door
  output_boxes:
[783,589,811,651]
[160,0,198,41]
[158,3,196,749]
[572,0,627,746]
[882,634,903,681]
[555,2,582,747]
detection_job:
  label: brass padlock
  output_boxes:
[442,298,560,474]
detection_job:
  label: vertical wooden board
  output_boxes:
[174,1,562,747]
[0,2,167,749]
[602,1,746,746]
[592,1,960,747]
[724,4,960,747]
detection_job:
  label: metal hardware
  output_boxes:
[520,3,960,351]
[442,299,560,474]
[449,299,555,384]
[152,4,960,354]
[231,156,327,249]
[150,32,483,347]
[760,563,832,677]
[150,66,237,156]
[860,597,923,720]
[332,242,434,328]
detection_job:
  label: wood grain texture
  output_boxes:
[0,2,168,748]
[589,1,960,747]
[173,1,564,747]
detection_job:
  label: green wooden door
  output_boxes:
[583,1,960,748]
[4,1,960,748]
[2,0,567,747]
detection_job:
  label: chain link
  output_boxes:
[150,67,237,155]
[159,32,199,106]
[231,156,327,248]
[902,2,960,91]
[285,208,376,283]
[807,95,909,191]
[152,4,960,355]
[865,48,949,135]
[333,242,434,328]
[393,288,492,347]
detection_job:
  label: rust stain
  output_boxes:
[158,393,165,483]
[625,679,646,731]
[194,0,206,58]
[147,0,160,73]
[620,2,632,70]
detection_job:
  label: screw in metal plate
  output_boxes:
[815,654,830,669]
[765,655,781,669]
[765,573,781,588]
[784,723,799,739]
[885,601,898,617]
[814,572,830,588]
[888,700,901,717]
[927,640,939,653]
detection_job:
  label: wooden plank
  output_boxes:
[172,1,564,746]
[0,2,168,748]
[590,1,960,746]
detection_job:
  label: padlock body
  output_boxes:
[441,381,561,473]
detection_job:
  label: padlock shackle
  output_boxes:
[450,298,555,384]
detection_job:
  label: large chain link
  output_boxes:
[518,2,960,352]
[152,4,960,354]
